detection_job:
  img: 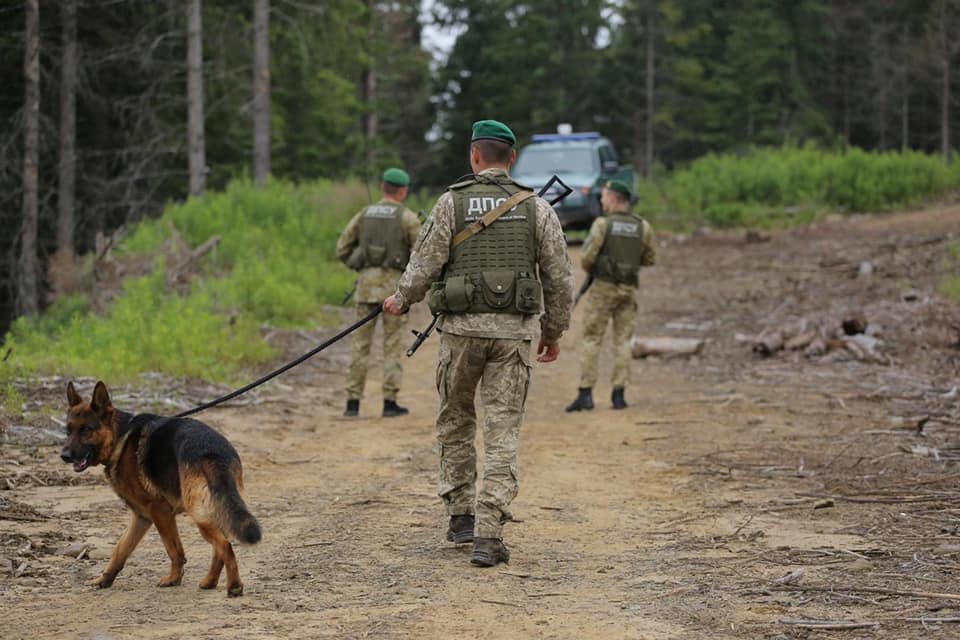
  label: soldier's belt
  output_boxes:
[451,190,535,249]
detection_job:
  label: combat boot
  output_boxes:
[470,538,510,567]
[612,387,627,410]
[565,387,594,412]
[344,399,359,417]
[382,399,409,417]
[446,514,475,544]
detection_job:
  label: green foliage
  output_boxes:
[940,243,960,301]
[3,180,368,383]
[1,380,25,414]
[637,145,960,228]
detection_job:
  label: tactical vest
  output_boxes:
[593,212,646,286]
[353,202,410,271]
[428,175,542,315]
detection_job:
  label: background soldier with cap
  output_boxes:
[383,120,574,567]
[337,168,421,417]
[565,179,656,412]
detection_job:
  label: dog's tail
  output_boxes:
[204,462,262,544]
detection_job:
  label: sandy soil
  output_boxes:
[1,206,959,639]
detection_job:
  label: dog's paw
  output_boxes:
[198,576,219,590]
[157,575,183,588]
[90,574,115,589]
[227,582,244,597]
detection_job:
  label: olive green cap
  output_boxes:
[604,179,631,198]
[471,120,516,146]
[382,167,410,187]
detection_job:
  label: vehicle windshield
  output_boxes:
[515,147,596,175]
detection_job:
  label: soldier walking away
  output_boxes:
[565,179,656,412]
[337,168,421,417]
[383,120,574,567]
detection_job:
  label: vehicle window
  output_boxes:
[602,145,619,164]
[514,148,597,175]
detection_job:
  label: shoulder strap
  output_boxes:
[450,190,535,249]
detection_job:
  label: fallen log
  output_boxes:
[631,337,705,359]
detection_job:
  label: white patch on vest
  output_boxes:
[611,221,639,236]
[466,196,507,216]
[364,205,397,218]
[465,214,526,223]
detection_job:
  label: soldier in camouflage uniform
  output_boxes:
[565,179,656,412]
[384,120,574,567]
[337,168,421,418]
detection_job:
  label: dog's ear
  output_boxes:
[90,381,113,416]
[67,381,83,407]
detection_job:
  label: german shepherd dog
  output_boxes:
[60,381,261,597]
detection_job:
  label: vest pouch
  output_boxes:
[596,255,616,279]
[346,247,366,271]
[387,252,408,270]
[618,262,640,285]
[365,244,387,267]
[515,275,542,314]
[444,275,475,312]
[480,270,516,310]
[428,281,447,314]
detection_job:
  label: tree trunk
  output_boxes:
[17,0,40,318]
[186,0,206,196]
[644,8,655,178]
[252,0,271,186]
[363,64,377,169]
[941,0,952,161]
[57,0,77,254]
[362,0,378,173]
[902,89,909,151]
[842,57,850,149]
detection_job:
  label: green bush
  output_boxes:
[941,243,960,301]
[3,179,370,383]
[638,145,960,229]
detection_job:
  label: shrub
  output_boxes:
[3,179,369,383]
[638,145,960,229]
[941,243,960,301]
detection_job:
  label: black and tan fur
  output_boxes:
[60,381,261,597]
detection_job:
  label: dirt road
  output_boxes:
[2,207,959,639]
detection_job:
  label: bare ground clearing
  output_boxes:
[1,207,959,639]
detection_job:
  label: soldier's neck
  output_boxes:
[476,166,510,176]
[382,196,404,205]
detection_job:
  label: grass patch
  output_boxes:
[636,145,960,230]
[2,179,370,384]
[940,243,960,301]
[1,380,25,414]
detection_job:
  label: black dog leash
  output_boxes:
[175,305,383,418]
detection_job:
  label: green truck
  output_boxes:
[512,131,634,230]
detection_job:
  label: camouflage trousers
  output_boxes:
[579,282,637,388]
[435,332,532,540]
[345,302,406,401]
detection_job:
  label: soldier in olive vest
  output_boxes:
[565,179,656,412]
[337,168,421,417]
[383,120,574,567]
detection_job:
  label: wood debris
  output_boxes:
[631,337,705,358]
[743,313,890,364]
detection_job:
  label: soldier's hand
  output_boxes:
[536,340,560,363]
[383,295,404,316]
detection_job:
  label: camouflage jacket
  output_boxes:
[336,199,421,303]
[394,168,574,343]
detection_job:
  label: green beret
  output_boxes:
[604,179,631,198]
[382,167,410,187]
[471,120,516,146]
